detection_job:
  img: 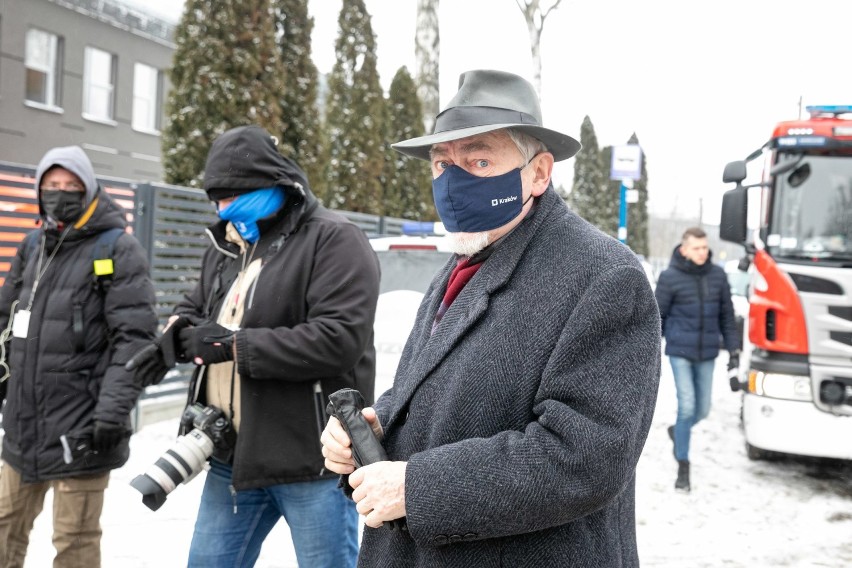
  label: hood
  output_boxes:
[669,243,713,275]
[35,146,99,217]
[202,125,310,198]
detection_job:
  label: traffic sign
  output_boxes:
[610,144,643,180]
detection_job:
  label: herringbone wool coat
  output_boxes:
[360,187,662,567]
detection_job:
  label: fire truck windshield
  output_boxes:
[768,153,852,261]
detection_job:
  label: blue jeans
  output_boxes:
[187,460,358,568]
[670,356,716,462]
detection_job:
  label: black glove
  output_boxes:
[727,350,740,372]
[125,316,197,387]
[728,350,742,392]
[326,389,387,468]
[92,420,127,453]
[326,388,406,531]
[178,322,235,366]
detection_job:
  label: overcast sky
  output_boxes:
[128,0,852,221]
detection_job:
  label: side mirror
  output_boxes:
[722,161,748,184]
[720,186,748,245]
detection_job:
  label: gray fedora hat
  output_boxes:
[392,69,580,162]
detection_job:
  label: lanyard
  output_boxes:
[27,226,72,311]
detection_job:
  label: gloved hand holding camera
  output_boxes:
[178,322,235,366]
[125,315,199,387]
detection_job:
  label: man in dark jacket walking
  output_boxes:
[129,125,380,567]
[321,70,661,567]
[0,146,157,567]
[655,226,740,491]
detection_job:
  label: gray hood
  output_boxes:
[35,146,99,212]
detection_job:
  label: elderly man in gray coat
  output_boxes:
[322,69,661,567]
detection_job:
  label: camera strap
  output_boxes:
[204,233,284,319]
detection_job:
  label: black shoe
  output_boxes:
[667,425,676,459]
[675,460,690,492]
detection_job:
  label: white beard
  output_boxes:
[447,231,490,256]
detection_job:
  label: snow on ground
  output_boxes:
[22,353,852,566]
[638,356,852,567]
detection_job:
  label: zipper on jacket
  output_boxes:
[229,484,238,514]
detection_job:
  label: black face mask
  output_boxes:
[41,191,85,224]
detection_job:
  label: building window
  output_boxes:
[25,28,62,108]
[83,46,116,121]
[132,63,161,133]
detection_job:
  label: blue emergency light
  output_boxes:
[401,221,446,236]
[806,105,852,117]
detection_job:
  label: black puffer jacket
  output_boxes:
[0,190,157,482]
[655,245,739,361]
[176,127,381,491]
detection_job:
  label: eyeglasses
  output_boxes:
[40,183,85,192]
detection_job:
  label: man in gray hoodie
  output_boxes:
[0,146,157,567]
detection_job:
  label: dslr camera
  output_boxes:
[130,403,236,511]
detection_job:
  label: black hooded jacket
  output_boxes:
[176,126,381,490]
[0,184,157,482]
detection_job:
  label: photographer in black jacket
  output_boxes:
[130,125,380,567]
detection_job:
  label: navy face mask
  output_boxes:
[432,164,530,233]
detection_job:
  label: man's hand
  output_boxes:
[320,407,383,475]
[92,420,127,453]
[349,461,408,528]
[125,315,196,387]
[728,350,740,372]
[728,350,742,391]
[178,322,235,366]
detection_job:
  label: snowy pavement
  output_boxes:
[23,352,852,567]
[638,355,852,567]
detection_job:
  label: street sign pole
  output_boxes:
[618,180,628,243]
[610,144,643,246]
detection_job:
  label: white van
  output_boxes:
[370,234,454,398]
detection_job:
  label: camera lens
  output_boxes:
[130,429,215,511]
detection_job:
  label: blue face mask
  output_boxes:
[217,186,286,243]
[432,165,530,233]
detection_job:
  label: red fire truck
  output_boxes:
[720,105,852,461]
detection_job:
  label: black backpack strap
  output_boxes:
[72,227,123,352]
[91,227,125,294]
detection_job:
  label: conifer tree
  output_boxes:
[626,132,650,256]
[568,116,605,224]
[163,0,287,187]
[323,0,386,213]
[273,0,326,195]
[382,67,435,220]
